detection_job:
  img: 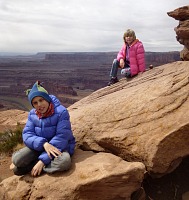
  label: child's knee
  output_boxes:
[12,152,23,167]
[43,152,72,173]
[12,147,37,167]
[59,152,71,170]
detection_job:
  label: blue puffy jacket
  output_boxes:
[22,95,75,165]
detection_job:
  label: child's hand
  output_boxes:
[43,142,62,159]
[119,59,125,68]
[31,160,44,177]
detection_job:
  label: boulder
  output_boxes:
[181,46,189,61]
[167,6,189,21]
[69,61,189,175]
[0,149,145,200]
[0,109,28,132]
[167,6,189,61]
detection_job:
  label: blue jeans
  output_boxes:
[110,59,131,78]
[12,146,71,175]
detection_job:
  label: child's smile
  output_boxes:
[32,96,49,114]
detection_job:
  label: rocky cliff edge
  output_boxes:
[1,61,189,199]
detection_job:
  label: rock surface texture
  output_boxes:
[0,150,145,200]
[1,61,189,199]
[69,61,189,176]
[0,109,28,132]
[167,5,189,60]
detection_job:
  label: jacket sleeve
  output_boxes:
[38,108,75,165]
[22,113,48,151]
[117,44,126,61]
[136,43,146,72]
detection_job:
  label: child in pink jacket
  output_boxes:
[108,29,146,86]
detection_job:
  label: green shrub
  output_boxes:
[0,125,23,153]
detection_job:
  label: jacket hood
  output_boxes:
[50,95,61,108]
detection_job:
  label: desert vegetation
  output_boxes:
[0,124,23,154]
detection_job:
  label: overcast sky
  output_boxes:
[0,0,188,54]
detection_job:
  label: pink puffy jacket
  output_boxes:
[117,39,146,76]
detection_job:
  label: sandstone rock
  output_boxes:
[0,109,28,132]
[167,6,189,21]
[167,6,189,61]
[0,149,145,200]
[69,61,189,175]
[180,46,189,61]
[175,26,189,40]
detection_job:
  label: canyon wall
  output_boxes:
[0,51,180,110]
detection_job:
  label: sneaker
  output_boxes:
[108,77,119,86]
[121,68,131,78]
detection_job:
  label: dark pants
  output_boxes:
[110,59,131,78]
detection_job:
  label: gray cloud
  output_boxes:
[0,0,188,53]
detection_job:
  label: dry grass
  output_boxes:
[0,124,23,154]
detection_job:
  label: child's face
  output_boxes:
[32,96,49,114]
[125,35,134,45]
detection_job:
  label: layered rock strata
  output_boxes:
[168,6,189,60]
[69,61,189,175]
[0,150,145,200]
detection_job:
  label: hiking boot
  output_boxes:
[108,77,119,86]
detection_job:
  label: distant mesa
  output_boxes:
[0,50,180,110]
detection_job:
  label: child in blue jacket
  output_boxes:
[10,81,75,177]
